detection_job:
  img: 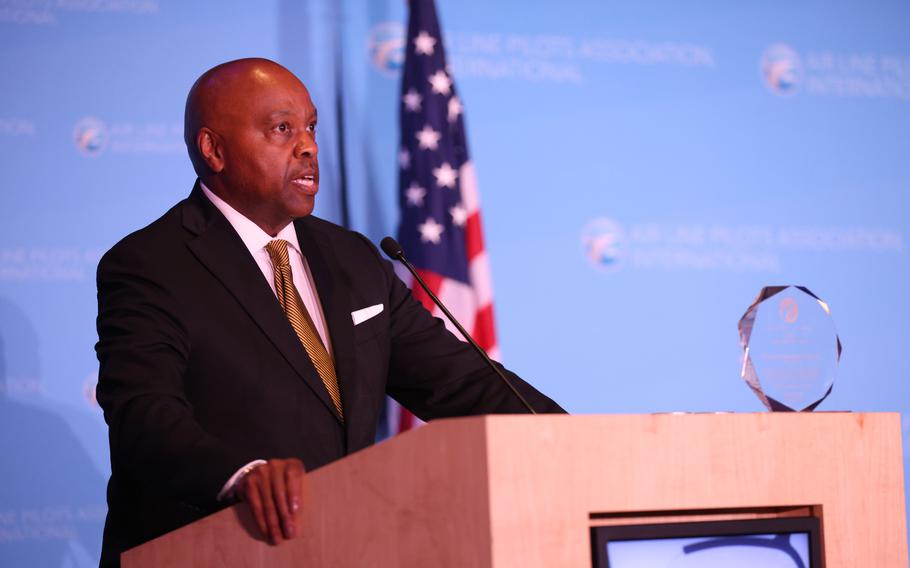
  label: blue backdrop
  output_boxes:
[1,1,908,565]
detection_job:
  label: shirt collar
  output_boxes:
[200,181,302,257]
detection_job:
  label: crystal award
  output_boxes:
[738,286,842,411]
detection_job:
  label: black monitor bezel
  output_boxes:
[590,516,822,568]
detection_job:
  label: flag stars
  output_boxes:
[413,31,437,56]
[447,96,463,123]
[416,124,441,151]
[398,147,411,170]
[405,183,427,207]
[418,217,444,244]
[402,88,422,113]
[433,162,458,188]
[428,70,452,96]
[450,203,468,226]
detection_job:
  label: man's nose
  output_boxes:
[293,133,317,158]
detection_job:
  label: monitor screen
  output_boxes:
[591,517,821,568]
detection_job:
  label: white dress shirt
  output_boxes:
[200,182,332,353]
[200,182,331,499]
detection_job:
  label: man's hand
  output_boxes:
[238,458,305,544]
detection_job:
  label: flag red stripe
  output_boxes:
[464,211,485,261]
[411,268,444,313]
[398,405,416,431]
[472,303,497,352]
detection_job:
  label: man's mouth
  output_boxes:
[292,174,317,188]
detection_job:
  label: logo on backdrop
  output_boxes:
[72,116,183,156]
[759,43,910,100]
[581,218,624,271]
[760,44,801,96]
[367,22,406,76]
[72,117,107,157]
[365,24,716,83]
[580,216,904,274]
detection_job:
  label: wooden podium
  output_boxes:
[123,413,907,567]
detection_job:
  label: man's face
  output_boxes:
[209,67,319,236]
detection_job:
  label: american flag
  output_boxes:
[387,0,499,433]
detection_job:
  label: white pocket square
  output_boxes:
[351,303,384,326]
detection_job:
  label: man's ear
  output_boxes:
[197,128,225,173]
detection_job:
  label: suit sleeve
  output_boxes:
[95,243,256,507]
[356,236,566,418]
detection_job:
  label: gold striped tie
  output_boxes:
[265,239,343,420]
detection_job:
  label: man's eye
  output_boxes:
[276,122,290,133]
[306,123,316,133]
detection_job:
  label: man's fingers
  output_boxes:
[285,459,304,514]
[256,468,283,544]
[270,461,294,539]
[238,459,306,544]
[243,476,269,541]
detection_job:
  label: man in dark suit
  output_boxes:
[95,58,563,567]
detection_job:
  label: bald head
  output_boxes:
[183,58,320,236]
[184,58,307,176]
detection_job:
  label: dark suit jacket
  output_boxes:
[94,183,563,566]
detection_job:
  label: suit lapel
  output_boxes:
[181,184,343,422]
[294,218,360,443]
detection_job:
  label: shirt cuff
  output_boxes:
[217,459,267,502]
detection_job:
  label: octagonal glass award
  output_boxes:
[738,286,842,411]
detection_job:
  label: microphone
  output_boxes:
[380,236,537,414]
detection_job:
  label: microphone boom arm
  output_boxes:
[380,237,537,415]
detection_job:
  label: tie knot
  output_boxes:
[266,239,291,268]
